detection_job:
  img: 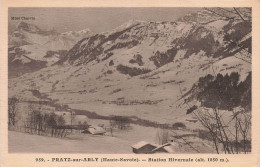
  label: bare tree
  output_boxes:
[70,110,76,132]
[83,121,88,126]
[109,119,117,137]
[47,112,57,136]
[204,7,251,22]
[57,115,66,126]
[111,116,130,130]
[8,97,19,127]
[232,108,251,153]
[26,102,44,134]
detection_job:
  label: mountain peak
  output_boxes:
[111,19,145,33]
[126,19,145,24]
[177,9,217,23]
[16,21,41,33]
[121,19,145,27]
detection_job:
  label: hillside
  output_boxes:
[8,8,251,126]
[8,22,92,77]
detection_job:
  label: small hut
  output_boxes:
[151,143,174,154]
[132,141,158,154]
[82,126,106,135]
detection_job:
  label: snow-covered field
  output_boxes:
[9,124,215,153]
[9,131,132,153]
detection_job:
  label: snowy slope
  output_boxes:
[9,9,251,126]
[8,22,93,77]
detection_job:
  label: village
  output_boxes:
[8,100,190,154]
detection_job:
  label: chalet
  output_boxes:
[132,141,158,154]
[151,143,174,154]
[82,126,106,135]
[132,141,175,154]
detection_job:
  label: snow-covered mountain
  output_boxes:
[8,8,251,125]
[58,9,250,67]
[8,21,92,77]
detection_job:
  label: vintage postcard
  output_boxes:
[1,0,260,167]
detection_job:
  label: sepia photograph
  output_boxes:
[7,7,252,154]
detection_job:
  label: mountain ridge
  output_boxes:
[8,8,251,125]
[8,21,93,77]
[59,9,251,71]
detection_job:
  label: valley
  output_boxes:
[8,8,252,154]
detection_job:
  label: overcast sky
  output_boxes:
[9,8,201,33]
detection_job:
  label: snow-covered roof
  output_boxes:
[132,141,174,153]
[163,146,174,153]
[132,141,157,149]
[151,143,174,153]
[87,126,106,135]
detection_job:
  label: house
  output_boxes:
[151,143,174,154]
[82,126,106,135]
[132,141,158,154]
[132,141,174,154]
